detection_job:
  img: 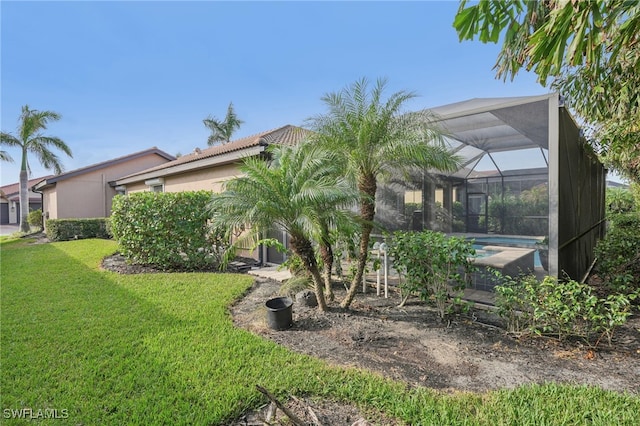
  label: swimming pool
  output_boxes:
[470,236,543,268]
[469,236,542,247]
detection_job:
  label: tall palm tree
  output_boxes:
[307,77,460,309]
[203,102,244,146]
[0,105,72,232]
[208,142,355,311]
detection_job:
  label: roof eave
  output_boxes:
[32,179,54,192]
[115,145,266,186]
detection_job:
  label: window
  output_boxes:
[144,178,164,193]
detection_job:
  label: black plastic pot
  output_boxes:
[265,297,293,330]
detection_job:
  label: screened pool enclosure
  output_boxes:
[376,93,606,281]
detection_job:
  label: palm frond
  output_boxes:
[0,150,13,163]
[203,102,244,145]
[0,132,21,147]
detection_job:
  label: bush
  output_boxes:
[389,230,476,320]
[27,209,42,228]
[45,218,111,241]
[279,275,312,297]
[494,273,637,345]
[606,187,636,214]
[110,191,227,271]
[595,212,640,294]
[493,272,537,334]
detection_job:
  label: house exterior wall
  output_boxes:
[163,164,241,193]
[125,163,242,194]
[43,154,170,220]
[123,182,148,194]
[44,190,57,221]
[52,172,113,218]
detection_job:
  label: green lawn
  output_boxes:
[1,238,638,425]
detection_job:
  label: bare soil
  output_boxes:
[231,278,640,395]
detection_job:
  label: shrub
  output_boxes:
[493,272,536,334]
[279,275,313,297]
[27,209,42,228]
[494,273,637,345]
[594,212,640,294]
[46,218,111,241]
[606,187,635,214]
[389,230,476,320]
[110,191,228,271]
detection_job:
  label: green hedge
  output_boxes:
[110,191,227,271]
[45,218,111,242]
[595,212,640,294]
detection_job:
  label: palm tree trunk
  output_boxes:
[290,235,328,312]
[319,241,334,301]
[318,221,335,301]
[19,161,29,233]
[340,176,376,309]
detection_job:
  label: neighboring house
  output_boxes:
[32,147,175,222]
[0,176,53,224]
[114,125,309,194]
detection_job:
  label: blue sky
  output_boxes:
[1,1,549,185]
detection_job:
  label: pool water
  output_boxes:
[470,236,541,246]
[473,248,501,258]
[471,240,543,268]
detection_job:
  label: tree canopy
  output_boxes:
[454,0,640,182]
[307,77,460,308]
[203,102,244,146]
[208,142,355,311]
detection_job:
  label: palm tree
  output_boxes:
[307,77,460,309]
[203,102,244,146]
[0,105,72,232]
[208,142,355,311]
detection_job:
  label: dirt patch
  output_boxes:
[232,278,640,395]
[100,253,258,274]
[234,395,400,426]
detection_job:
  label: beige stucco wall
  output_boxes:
[163,164,241,193]
[43,154,170,220]
[43,190,57,221]
[124,163,243,194]
[124,182,148,194]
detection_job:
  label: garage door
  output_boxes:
[0,203,9,224]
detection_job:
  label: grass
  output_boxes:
[1,238,638,425]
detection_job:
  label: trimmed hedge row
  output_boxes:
[45,218,111,242]
[110,191,226,271]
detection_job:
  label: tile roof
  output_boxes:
[120,124,311,179]
[33,147,175,189]
[0,176,54,198]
